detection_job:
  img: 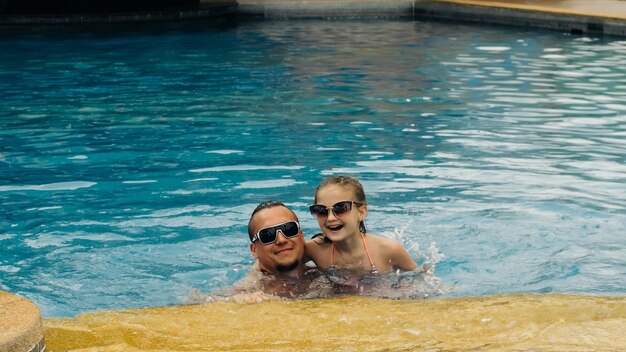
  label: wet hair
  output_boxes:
[247,200,298,241]
[314,175,368,233]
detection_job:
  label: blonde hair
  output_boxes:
[314,175,367,204]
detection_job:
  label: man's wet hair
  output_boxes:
[247,200,298,241]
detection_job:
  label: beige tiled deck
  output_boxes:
[449,0,626,19]
[412,0,626,35]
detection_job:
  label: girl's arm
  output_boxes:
[387,240,418,271]
[305,238,331,270]
[304,239,320,265]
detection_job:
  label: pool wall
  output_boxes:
[238,0,414,19]
[238,0,626,36]
[0,0,238,26]
[1,0,626,36]
[1,0,199,15]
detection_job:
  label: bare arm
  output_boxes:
[228,269,281,304]
[230,268,262,293]
[305,238,329,269]
[388,240,418,271]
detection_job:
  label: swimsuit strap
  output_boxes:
[329,232,378,274]
[330,240,335,270]
[360,232,379,274]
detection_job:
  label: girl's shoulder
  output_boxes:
[366,233,405,255]
[366,233,397,245]
[367,233,417,271]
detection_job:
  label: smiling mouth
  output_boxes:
[327,224,344,231]
[275,248,293,255]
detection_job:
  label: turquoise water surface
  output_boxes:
[1,20,625,317]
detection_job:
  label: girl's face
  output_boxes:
[314,184,367,242]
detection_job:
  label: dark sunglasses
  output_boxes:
[309,201,363,218]
[252,221,300,244]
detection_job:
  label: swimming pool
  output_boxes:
[1,19,625,318]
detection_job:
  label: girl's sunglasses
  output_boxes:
[252,221,300,245]
[309,201,363,218]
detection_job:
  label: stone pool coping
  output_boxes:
[1,0,626,36]
[0,291,45,352]
[412,0,626,36]
[43,294,626,351]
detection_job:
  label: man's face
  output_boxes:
[249,206,305,275]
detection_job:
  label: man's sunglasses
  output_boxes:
[309,201,363,218]
[252,221,300,244]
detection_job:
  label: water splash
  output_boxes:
[382,219,445,274]
[186,219,448,303]
[181,217,446,305]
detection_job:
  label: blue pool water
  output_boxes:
[1,20,625,317]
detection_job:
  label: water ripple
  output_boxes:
[1,20,625,316]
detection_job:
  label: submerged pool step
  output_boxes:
[43,294,626,351]
[0,291,45,352]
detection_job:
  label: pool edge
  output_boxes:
[0,291,46,352]
[1,0,626,36]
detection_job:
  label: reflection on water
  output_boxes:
[44,294,626,351]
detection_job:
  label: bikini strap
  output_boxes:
[330,241,335,269]
[329,233,378,274]
[360,232,378,274]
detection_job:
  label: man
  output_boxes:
[231,200,331,302]
[247,200,307,278]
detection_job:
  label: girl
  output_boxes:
[306,175,417,275]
